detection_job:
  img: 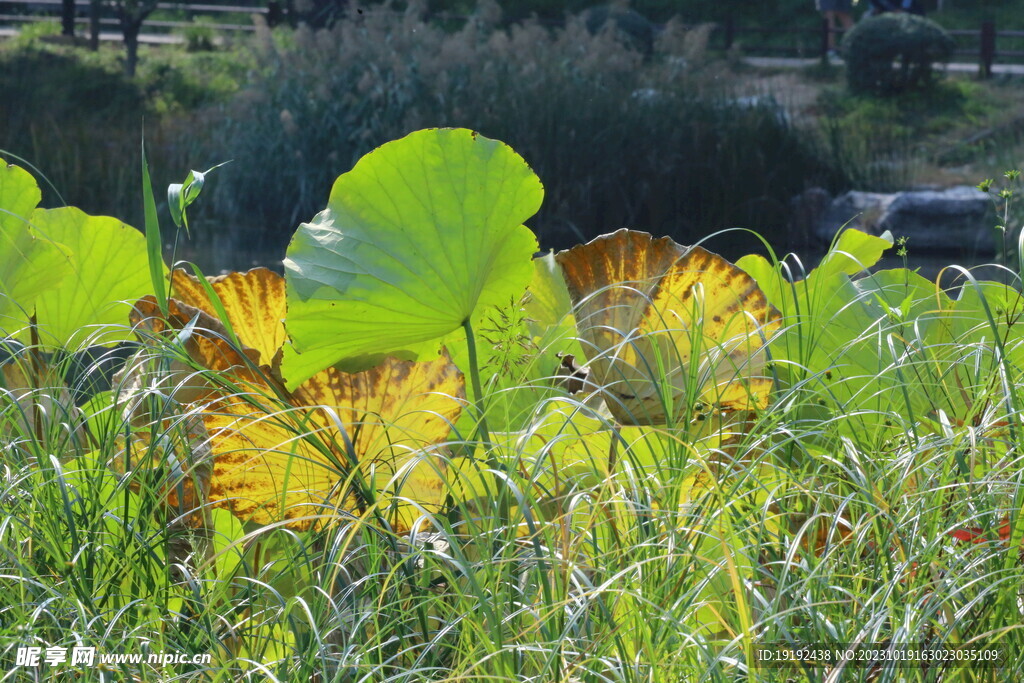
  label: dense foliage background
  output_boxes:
[1,0,1023,270]
[0,6,851,265]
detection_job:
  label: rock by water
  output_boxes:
[817,186,994,253]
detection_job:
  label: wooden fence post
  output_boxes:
[723,14,735,51]
[980,19,996,78]
[61,0,75,36]
[820,17,831,60]
[89,0,100,50]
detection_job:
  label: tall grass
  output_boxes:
[3,242,1023,680]
[0,48,147,221]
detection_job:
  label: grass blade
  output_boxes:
[141,139,167,315]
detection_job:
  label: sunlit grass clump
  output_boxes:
[1,131,1023,681]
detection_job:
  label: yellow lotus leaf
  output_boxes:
[556,229,780,426]
[203,393,342,530]
[204,354,465,532]
[130,296,265,404]
[169,268,286,367]
[107,417,212,530]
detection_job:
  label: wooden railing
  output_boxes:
[720,16,1024,77]
[1,3,1021,77]
[0,0,266,36]
[949,21,1024,77]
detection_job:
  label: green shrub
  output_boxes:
[842,14,955,96]
[137,51,251,112]
[817,79,992,191]
[180,16,218,52]
[8,20,61,48]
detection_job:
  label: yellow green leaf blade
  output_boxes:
[641,246,779,413]
[206,355,464,533]
[291,354,465,532]
[205,395,343,530]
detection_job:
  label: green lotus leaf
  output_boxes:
[930,280,1024,423]
[283,128,543,389]
[855,268,951,344]
[818,228,894,278]
[737,229,903,440]
[737,228,895,363]
[0,160,41,232]
[523,252,585,360]
[0,160,72,334]
[949,280,1024,345]
[524,252,573,332]
[29,207,158,349]
[438,253,589,435]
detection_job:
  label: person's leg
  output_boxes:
[837,11,854,44]
[822,9,838,50]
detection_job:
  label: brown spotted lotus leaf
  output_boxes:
[204,353,465,532]
[128,295,265,407]
[168,267,287,369]
[127,269,465,533]
[116,292,271,534]
[556,229,781,427]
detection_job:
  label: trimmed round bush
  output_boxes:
[842,14,955,96]
[584,5,655,55]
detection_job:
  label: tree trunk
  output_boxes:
[89,0,100,50]
[123,18,140,77]
[61,0,76,36]
[118,0,157,77]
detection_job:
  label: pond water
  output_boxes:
[173,223,1018,295]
